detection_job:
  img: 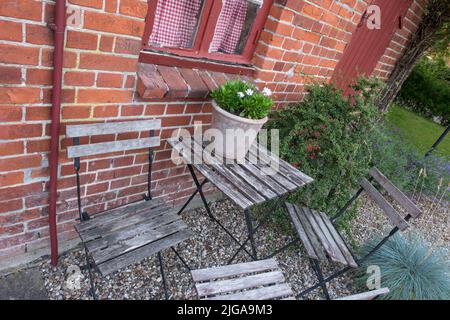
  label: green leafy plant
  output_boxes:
[211,80,274,120]
[266,78,383,215]
[399,56,450,125]
[356,233,450,300]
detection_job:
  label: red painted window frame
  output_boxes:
[141,0,274,68]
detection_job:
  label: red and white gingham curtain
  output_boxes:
[210,0,249,54]
[149,0,204,48]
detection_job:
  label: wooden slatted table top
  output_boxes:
[168,136,313,210]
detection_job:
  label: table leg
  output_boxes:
[187,164,213,219]
[244,208,257,260]
[228,196,288,264]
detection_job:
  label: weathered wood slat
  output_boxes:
[97,228,193,276]
[247,147,298,190]
[88,219,186,264]
[206,284,294,300]
[305,207,348,265]
[79,207,172,243]
[240,162,288,196]
[360,178,409,231]
[335,288,390,300]
[285,203,319,260]
[169,138,254,209]
[196,271,285,297]
[191,259,279,282]
[188,138,266,205]
[317,210,358,268]
[67,136,160,158]
[292,206,327,260]
[85,212,181,255]
[66,119,161,137]
[370,167,422,218]
[75,199,165,232]
[226,164,278,200]
[254,144,314,185]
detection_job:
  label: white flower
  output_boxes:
[245,89,254,96]
[237,92,245,98]
[262,87,272,96]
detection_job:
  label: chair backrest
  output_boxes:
[359,167,422,231]
[335,288,389,300]
[66,119,161,159]
[66,119,161,222]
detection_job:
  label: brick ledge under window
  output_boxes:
[137,63,256,100]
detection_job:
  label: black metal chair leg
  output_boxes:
[158,252,169,300]
[310,259,331,300]
[83,245,97,300]
[176,179,208,216]
[187,165,213,219]
[244,208,257,260]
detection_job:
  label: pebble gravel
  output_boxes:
[39,194,448,300]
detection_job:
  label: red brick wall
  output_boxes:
[0,0,425,270]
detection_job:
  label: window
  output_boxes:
[142,0,273,66]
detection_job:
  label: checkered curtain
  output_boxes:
[149,0,204,48]
[210,0,249,54]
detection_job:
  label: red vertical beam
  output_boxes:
[48,0,66,266]
[332,0,413,92]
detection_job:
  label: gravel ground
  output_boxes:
[39,194,448,300]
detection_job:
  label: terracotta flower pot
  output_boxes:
[209,101,268,160]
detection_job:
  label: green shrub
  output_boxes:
[399,57,450,125]
[210,80,273,120]
[356,233,450,300]
[266,78,382,214]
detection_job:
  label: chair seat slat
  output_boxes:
[302,207,348,265]
[335,288,390,300]
[196,271,285,297]
[206,284,294,300]
[97,228,193,276]
[191,259,279,282]
[285,203,319,260]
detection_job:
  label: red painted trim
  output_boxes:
[142,0,274,65]
[332,0,413,92]
[139,50,255,76]
[48,0,66,266]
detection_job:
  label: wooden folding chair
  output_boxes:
[285,167,422,299]
[191,258,389,301]
[66,120,193,299]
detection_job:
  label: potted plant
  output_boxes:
[210,80,274,160]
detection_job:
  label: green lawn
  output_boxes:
[386,104,450,160]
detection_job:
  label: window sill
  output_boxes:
[137,63,256,101]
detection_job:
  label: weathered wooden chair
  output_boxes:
[66,120,193,299]
[285,167,422,299]
[191,259,295,300]
[191,258,389,301]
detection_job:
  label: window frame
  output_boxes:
[141,0,274,66]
